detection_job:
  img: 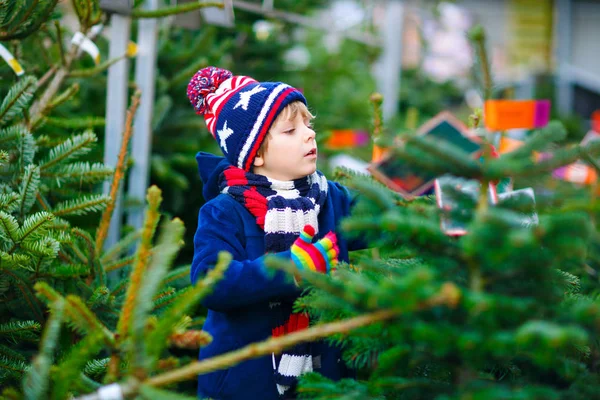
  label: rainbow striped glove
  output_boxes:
[291,225,339,274]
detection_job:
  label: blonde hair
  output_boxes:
[257,101,315,157]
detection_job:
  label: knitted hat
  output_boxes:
[187,66,306,171]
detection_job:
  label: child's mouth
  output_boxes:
[305,148,317,157]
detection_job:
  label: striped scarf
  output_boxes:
[219,166,328,397]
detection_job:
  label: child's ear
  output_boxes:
[254,154,265,167]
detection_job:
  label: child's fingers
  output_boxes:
[327,248,338,262]
[324,231,337,245]
[298,225,316,243]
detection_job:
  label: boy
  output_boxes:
[187,67,362,400]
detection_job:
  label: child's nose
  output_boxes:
[304,127,315,141]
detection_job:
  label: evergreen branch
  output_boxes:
[83,358,109,379]
[1,0,59,40]
[18,164,40,217]
[138,385,198,400]
[116,186,162,340]
[69,54,127,78]
[96,90,141,251]
[111,278,129,297]
[0,211,19,243]
[502,121,567,160]
[33,282,115,347]
[0,0,17,29]
[0,192,19,214]
[468,25,493,100]
[147,310,399,388]
[45,116,105,129]
[162,265,190,286]
[20,237,59,258]
[0,149,7,165]
[23,299,64,400]
[144,283,459,389]
[72,227,95,265]
[17,129,36,170]
[0,355,28,380]
[0,250,32,270]
[15,211,53,244]
[87,286,110,309]
[52,194,109,217]
[46,263,89,279]
[47,82,79,110]
[146,252,230,364]
[66,240,88,265]
[131,1,223,18]
[51,332,104,400]
[37,67,58,92]
[104,255,135,273]
[3,269,44,322]
[41,162,113,185]
[131,217,185,374]
[28,43,79,129]
[0,76,37,126]
[0,125,20,145]
[39,130,97,171]
[0,343,26,361]
[100,229,140,263]
[151,287,181,312]
[54,20,65,66]
[0,320,41,341]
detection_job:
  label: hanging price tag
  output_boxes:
[71,32,101,64]
[0,43,24,76]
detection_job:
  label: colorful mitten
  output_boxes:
[290,225,339,274]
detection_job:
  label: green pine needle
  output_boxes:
[0,76,37,126]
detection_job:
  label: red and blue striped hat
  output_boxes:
[187,66,306,171]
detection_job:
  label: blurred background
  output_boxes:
[51,0,600,264]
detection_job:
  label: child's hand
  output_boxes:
[291,225,339,274]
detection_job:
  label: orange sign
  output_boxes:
[484,100,550,131]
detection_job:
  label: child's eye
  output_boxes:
[284,129,295,134]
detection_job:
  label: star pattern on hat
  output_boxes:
[233,85,267,111]
[218,120,234,153]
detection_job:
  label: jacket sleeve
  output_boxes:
[333,181,369,252]
[190,200,299,312]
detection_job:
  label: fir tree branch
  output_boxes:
[131,1,223,18]
[69,54,127,78]
[0,0,59,40]
[115,186,162,359]
[95,90,141,252]
[33,282,115,347]
[0,76,37,126]
[146,252,230,366]
[3,269,44,322]
[468,25,493,100]
[103,255,135,273]
[28,43,79,129]
[23,299,64,400]
[131,217,185,376]
[47,82,79,110]
[54,20,65,66]
[45,116,105,129]
[18,164,39,218]
[141,283,460,389]
[52,195,110,217]
[39,130,97,171]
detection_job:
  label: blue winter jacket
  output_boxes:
[191,152,361,400]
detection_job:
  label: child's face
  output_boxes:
[253,111,317,181]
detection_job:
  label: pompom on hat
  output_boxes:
[187,66,306,171]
